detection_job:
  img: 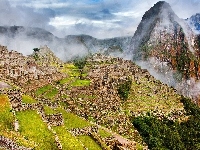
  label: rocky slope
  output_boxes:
[129,1,200,104]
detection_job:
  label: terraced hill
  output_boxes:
[0,47,190,149]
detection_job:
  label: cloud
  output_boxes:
[1,0,200,39]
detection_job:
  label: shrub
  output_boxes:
[117,78,132,100]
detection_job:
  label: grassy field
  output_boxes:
[123,77,183,113]
[58,77,71,85]
[52,126,85,150]
[22,95,37,103]
[71,79,90,87]
[98,128,112,138]
[16,110,58,150]
[0,95,14,132]
[77,135,102,150]
[35,84,52,96]
[0,95,35,148]
[43,105,59,115]
[58,108,91,129]
[44,87,58,99]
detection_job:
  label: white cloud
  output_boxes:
[2,0,200,39]
[49,16,78,27]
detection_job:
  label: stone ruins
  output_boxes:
[0,46,184,149]
[0,45,64,92]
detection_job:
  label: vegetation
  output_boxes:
[35,84,52,96]
[73,56,87,79]
[16,110,57,150]
[133,97,200,150]
[117,78,132,100]
[58,108,91,129]
[44,87,58,99]
[58,77,71,85]
[0,95,36,148]
[125,77,183,113]
[98,128,112,138]
[71,79,90,87]
[43,105,58,115]
[22,95,37,103]
[53,126,85,150]
[77,135,102,150]
[33,48,40,52]
[0,95,14,132]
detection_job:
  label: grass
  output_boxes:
[60,63,78,75]
[0,95,14,131]
[58,108,91,129]
[123,78,184,114]
[71,79,90,87]
[43,105,59,115]
[44,88,58,99]
[98,128,112,138]
[77,135,102,150]
[62,94,69,99]
[0,95,35,148]
[58,77,71,85]
[16,110,58,150]
[22,95,37,103]
[35,84,52,96]
[52,126,85,150]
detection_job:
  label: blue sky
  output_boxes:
[1,0,200,38]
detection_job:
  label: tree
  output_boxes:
[117,77,132,100]
[33,48,40,52]
[73,56,87,79]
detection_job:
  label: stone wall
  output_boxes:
[46,113,64,126]
[0,136,31,150]
[6,89,22,111]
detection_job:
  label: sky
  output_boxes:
[1,0,200,39]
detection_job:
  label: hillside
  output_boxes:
[129,1,200,105]
[1,44,196,149]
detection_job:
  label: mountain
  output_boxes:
[129,1,200,104]
[187,13,200,34]
[0,26,55,41]
[0,44,188,149]
[0,26,131,61]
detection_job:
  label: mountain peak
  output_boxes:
[129,1,177,58]
[142,1,172,21]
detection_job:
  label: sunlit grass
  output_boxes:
[43,105,59,115]
[44,88,58,99]
[77,135,102,150]
[98,128,112,138]
[16,110,57,150]
[22,95,37,104]
[0,95,35,148]
[0,95,14,131]
[58,108,91,129]
[124,78,183,113]
[35,84,52,96]
[71,79,90,87]
[52,126,85,150]
[58,77,71,85]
